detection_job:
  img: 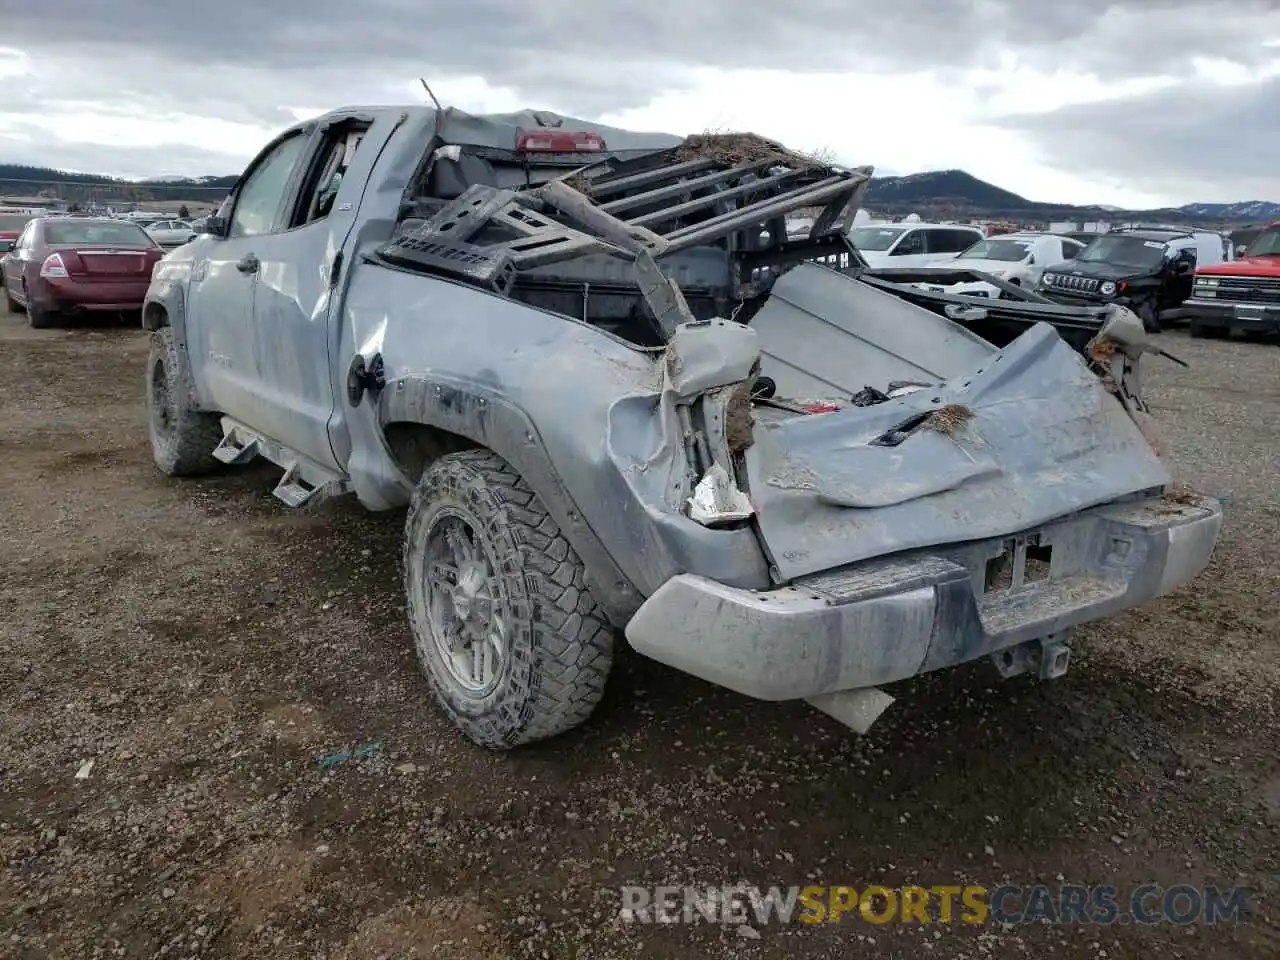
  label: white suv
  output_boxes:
[850,223,987,268]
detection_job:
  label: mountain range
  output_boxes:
[1,162,1276,224]
[860,170,1280,224]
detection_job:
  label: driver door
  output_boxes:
[1165,242,1198,306]
[186,129,312,428]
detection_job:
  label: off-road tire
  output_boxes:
[404,449,614,749]
[147,326,223,476]
[1136,298,1161,333]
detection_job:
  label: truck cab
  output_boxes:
[1176,221,1280,338]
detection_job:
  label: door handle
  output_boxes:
[236,254,259,274]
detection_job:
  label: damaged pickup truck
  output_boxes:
[143,105,1223,748]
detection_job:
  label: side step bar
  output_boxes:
[215,417,351,509]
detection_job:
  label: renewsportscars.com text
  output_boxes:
[619,883,1249,926]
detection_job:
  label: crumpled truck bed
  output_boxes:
[624,270,1222,719]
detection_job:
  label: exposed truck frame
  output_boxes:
[142,105,1222,749]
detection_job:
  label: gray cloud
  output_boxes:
[994,74,1280,202]
[0,0,1278,200]
[4,0,1279,113]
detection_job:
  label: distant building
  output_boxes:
[1049,220,1113,234]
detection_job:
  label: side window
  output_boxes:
[1060,239,1082,260]
[891,229,925,256]
[288,123,370,229]
[925,229,976,254]
[228,134,310,238]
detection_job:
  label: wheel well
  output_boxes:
[143,303,169,330]
[383,422,478,483]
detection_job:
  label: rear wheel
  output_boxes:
[404,449,614,749]
[28,304,56,329]
[147,326,223,476]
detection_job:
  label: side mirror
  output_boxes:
[1236,244,1248,257]
[1174,259,1194,276]
[204,216,228,238]
[1027,254,1036,266]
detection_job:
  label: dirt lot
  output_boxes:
[0,303,1277,960]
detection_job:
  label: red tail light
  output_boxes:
[516,129,607,153]
[40,252,69,278]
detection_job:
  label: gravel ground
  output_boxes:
[0,303,1277,960]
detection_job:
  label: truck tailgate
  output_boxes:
[743,322,1170,581]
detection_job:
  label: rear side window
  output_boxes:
[289,121,371,229]
[925,228,981,254]
[44,221,156,246]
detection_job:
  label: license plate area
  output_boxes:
[984,533,1053,594]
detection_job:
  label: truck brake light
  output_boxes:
[40,252,69,278]
[516,130,607,153]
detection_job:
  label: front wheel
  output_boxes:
[404,450,614,749]
[147,326,224,476]
[1135,299,1161,333]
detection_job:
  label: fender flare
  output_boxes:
[378,375,643,626]
[142,280,186,333]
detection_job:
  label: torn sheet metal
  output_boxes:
[688,463,755,527]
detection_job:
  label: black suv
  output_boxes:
[1036,228,1201,332]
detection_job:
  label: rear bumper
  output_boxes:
[32,276,151,312]
[625,497,1222,701]
[1162,299,1280,332]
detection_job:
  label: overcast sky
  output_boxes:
[0,0,1277,207]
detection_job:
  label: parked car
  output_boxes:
[1036,227,1232,331]
[0,212,33,255]
[913,233,1087,298]
[146,219,196,247]
[142,106,1221,749]
[1169,221,1280,338]
[848,222,986,268]
[2,217,165,327]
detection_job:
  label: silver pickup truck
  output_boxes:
[143,105,1222,749]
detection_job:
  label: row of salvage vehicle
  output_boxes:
[5,107,1230,750]
[857,218,1280,339]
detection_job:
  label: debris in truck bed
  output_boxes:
[851,385,891,407]
[924,403,975,435]
[1162,483,1205,505]
[724,381,756,453]
[1088,334,1119,364]
[674,132,817,169]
